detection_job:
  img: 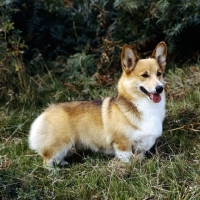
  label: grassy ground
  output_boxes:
[0,64,200,199]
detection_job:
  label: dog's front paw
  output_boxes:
[115,150,133,163]
[59,160,69,165]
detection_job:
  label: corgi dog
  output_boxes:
[29,42,167,166]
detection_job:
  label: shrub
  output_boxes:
[1,0,200,108]
[114,0,200,63]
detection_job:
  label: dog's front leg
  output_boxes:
[132,137,157,160]
[113,143,133,163]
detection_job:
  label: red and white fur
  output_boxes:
[29,42,167,166]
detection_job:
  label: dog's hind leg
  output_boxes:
[41,144,72,166]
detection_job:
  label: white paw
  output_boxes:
[115,150,132,163]
[59,160,69,165]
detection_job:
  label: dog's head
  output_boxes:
[120,42,167,103]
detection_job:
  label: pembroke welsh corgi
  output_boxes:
[29,42,167,166]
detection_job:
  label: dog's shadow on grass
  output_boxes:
[64,150,94,164]
[61,149,114,167]
[59,144,158,168]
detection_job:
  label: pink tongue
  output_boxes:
[150,93,161,103]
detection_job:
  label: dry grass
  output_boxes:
[0,64,200,199]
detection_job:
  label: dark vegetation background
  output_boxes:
[1,0,200,108]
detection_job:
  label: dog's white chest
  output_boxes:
[131,98,165,151]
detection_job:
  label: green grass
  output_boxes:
[1,65,200,199]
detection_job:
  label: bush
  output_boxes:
[1,0,200,108]
[114,0,200,63]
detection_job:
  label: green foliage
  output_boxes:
[10,0,114,60]
[1,0,200,109]
[114,0,200,62]
[0,1,28,107]
[152,0,200,62]
[2,0,200,62]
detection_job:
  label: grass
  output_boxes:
[0,64,200,199]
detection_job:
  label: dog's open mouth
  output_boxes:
[140,86,161,103]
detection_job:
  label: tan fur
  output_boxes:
[29,42,167,166]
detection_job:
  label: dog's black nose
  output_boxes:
[156,85,163,93]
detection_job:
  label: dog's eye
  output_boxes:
[141,73,149,78]
[157,72,162,76]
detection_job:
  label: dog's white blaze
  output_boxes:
[150,75,163,93]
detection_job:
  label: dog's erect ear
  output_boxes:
[151,41,167,70]
[121,45,139,74]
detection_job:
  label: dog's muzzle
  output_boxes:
[140,86,163,103]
